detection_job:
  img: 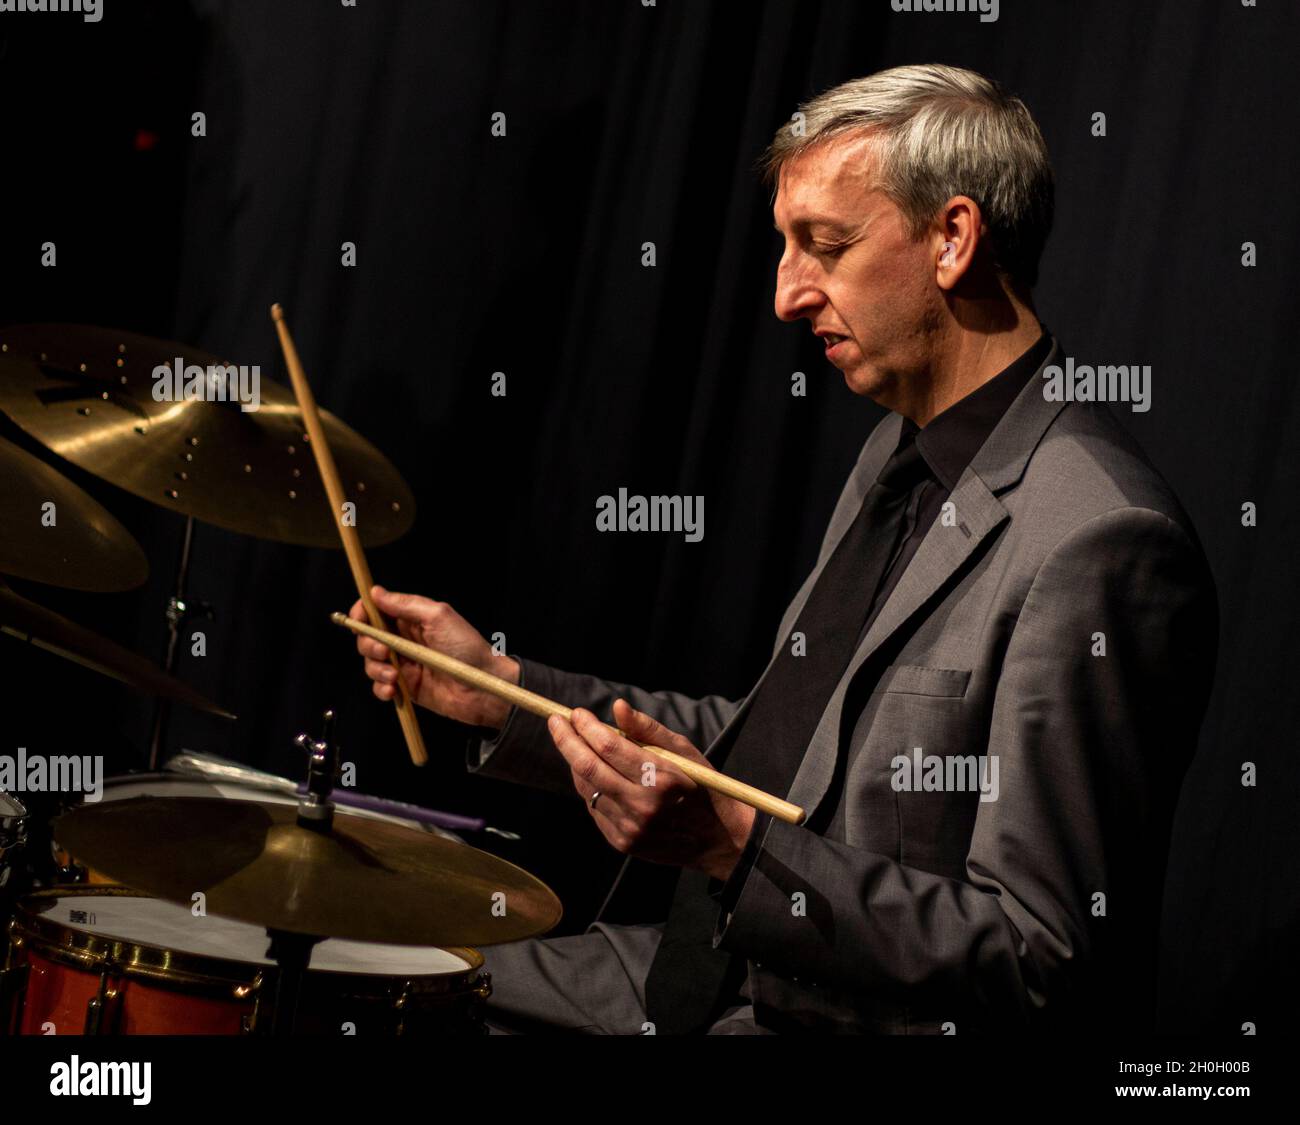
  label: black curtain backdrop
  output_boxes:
[1,0,1296,1034]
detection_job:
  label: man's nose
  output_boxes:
[773,257,823,323]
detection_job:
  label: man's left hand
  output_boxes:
[547,699,756,883]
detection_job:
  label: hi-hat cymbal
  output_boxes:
[0,435,148,592]
[54,797,561,946]
[0,324,415,548]
[0,583,235,719]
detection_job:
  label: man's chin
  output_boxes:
[839,362,888,402]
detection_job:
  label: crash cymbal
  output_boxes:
[54,797,561,946]
[0,324,415,548]
[0,435,148,592]
[0,583,235,719]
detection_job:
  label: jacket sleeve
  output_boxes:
[466,656,743,798]
[712,506,1217,1024]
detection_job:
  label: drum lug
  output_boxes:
[474,971,493,1002]
[84,968,123,1035]
[2,925,21,969]
[393,982,410,1036]
[238,972,265,1035]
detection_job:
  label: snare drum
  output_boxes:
[4,887,491,1035]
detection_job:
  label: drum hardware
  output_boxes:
[293,708,339,833]
[264,929,322,1036]
[0,789,26,875]
[147,514,216,769]
[161,750,520,839]
[85,967,123,1035]
[238,974,264,1035]
[268,709,343,1034]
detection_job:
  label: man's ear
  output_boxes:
[934,195,982,290]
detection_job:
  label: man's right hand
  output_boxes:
[350,586,520,731]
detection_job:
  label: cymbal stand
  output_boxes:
[146,516,213,769]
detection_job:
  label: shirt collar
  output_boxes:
[904,328,1053,491]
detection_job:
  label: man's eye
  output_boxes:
[813,241,846,257]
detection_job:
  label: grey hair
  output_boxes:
[762,64,1054,291]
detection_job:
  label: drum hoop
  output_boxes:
[11,887,485,998]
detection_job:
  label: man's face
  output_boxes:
[772,133,941,409]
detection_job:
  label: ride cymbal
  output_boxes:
[0,324,415,548]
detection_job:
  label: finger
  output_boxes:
[547,714,637,809]
[568,707,663,786]
[611,700,706,766]
[371,585,441,627]
[364,658,396,685]
[372,679,396,702]
[350,597,396,659]
[357,636,390,661]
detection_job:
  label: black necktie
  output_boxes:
[643,430,930,1033]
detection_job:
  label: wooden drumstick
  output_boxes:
[272,303,428,766]
[331,612,806,826]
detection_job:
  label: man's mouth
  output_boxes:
[820,332,849,357]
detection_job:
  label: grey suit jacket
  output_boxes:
[469,337,1218,1034]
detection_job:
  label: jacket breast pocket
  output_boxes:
[875,663,971,699]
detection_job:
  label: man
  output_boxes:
[352,64,1216,1034]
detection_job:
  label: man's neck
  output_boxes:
[905,307,1043,427]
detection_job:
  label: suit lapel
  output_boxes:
[784,339,1070,818]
